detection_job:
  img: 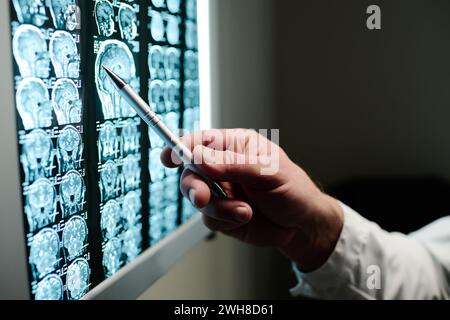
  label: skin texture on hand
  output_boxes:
[161,129,344,272]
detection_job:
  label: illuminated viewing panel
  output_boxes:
[9,0,201,300]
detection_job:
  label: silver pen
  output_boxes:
[102,66,229,200]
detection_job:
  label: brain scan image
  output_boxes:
[16,78,53,130]
[150,213,163,244]
[99,122,119,161]
[164,112,180,134]
[62,216,87,261]
[184,80,199,109]
[122,155,140,192]
[101,199,121,240]
[186,0,197,20]
[164,204,178,233]
[95,40,139,119]
[150,11,165,42]
[13,25,50,79]
[185,20,198,50]
[66,258,90,300]
[21,129,53,184]
[165,81,180,112]
[121,226,141,263]
[150,80,165,113]
[29,228,60,280]
[149,148,165,182]
[118,4,138,41]
[103,238,122,278]
[165,175,179,203]
[183,107,194,132]
[167,0,181,14]
[49,0,80,31]
[149,46,166,80]
[25,179,57,233]
[12,0,48,27]
[35,274,63,300]
[166,15,180,45]
[49,31,80,78]
[60,170,85,217]
[52,78,82,125]
[56,126,83,173]
[121,120,140,156]
[165,48,180,80]
[148,126,164,149]
[184,50,198,80]
[95,0,115,37]
[150,181,164,209]
[151,0,165,8]
[183,107,200,132]
[100,160,121,201]
[123,191,141,227]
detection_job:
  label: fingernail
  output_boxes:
[189,189,197,207]
[234,207,249,223]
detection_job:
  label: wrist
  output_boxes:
[279,194,344,272]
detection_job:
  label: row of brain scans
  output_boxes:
[12,0,80,30]
[25,169,86,233]
[149,46,180,80]
[146,0,186,244]
[180,0,200,223]
[94,1,144,279]
[29,220,89,300]
[101,191,142,277]
[16,77,82,130]
[13,25,80,79]
[11,0,90,301]
[99,120,140,161]
[148,47,197,81]
[149,10,181,45]
[100,156,141,202]
[149,0,198,26]
[149,176,179,244]
[94,0,138,41]
[20,126,83,183]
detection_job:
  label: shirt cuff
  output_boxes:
[290,202,371,299]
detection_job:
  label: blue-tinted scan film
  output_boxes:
[147,0,200,245]
[93,0,144,279]
[181,0,200,223]
[9,0,201,300]
[10,0,91,300]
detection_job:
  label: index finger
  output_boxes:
[160,129,260,168]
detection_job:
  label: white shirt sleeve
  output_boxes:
[290,202,450,300]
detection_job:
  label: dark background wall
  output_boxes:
[276,0,450,187]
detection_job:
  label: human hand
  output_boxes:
[161,129,344,272]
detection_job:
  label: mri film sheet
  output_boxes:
[147,0,183,245]
[147,0,200,238]
[8,0,203,300]
[181,0,200,223]
[93,0,144,280]
[10,0,91,300]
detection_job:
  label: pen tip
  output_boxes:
[102,65,126,89]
